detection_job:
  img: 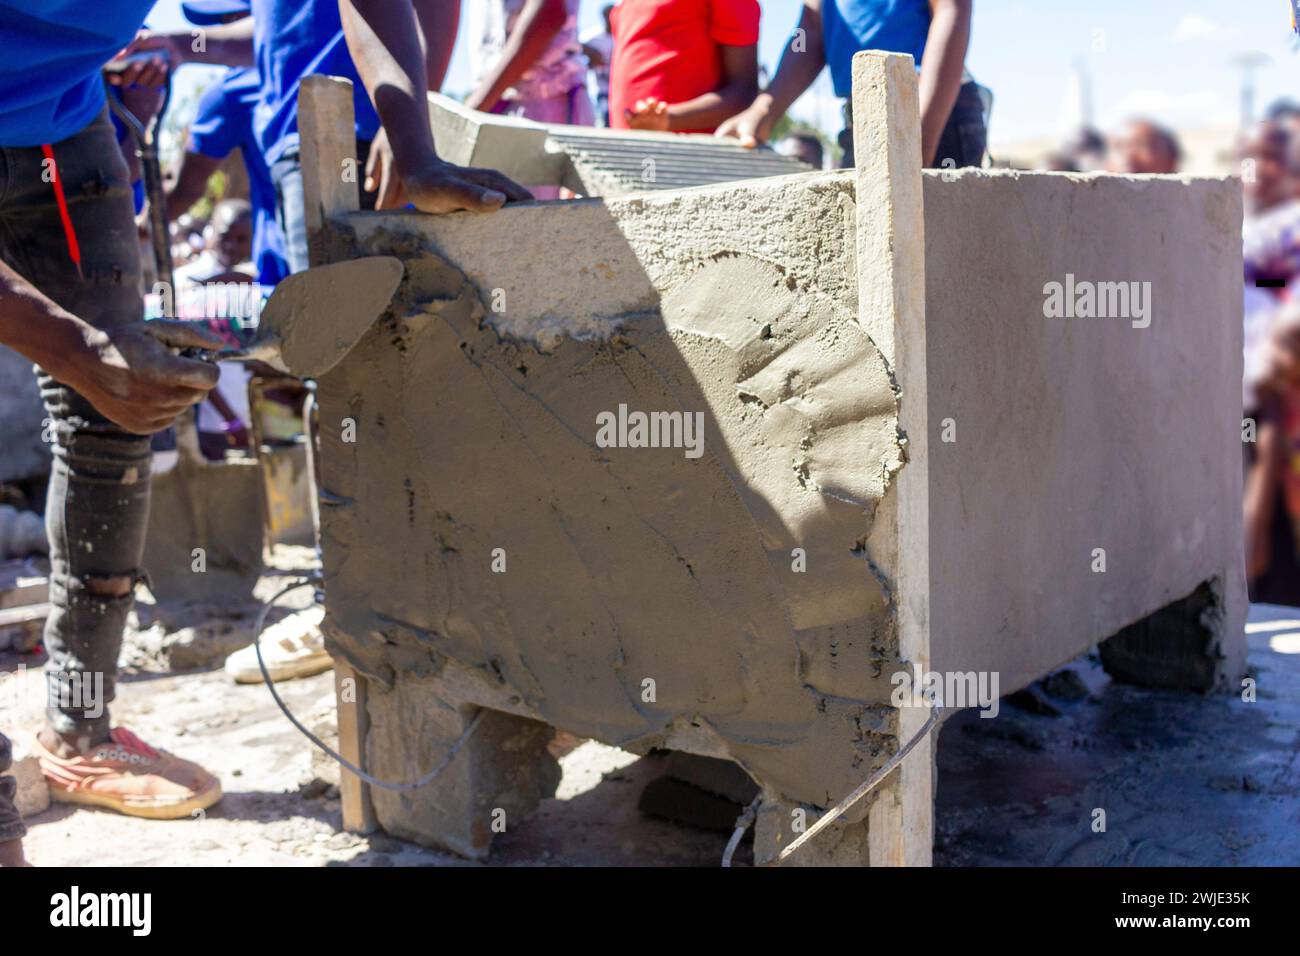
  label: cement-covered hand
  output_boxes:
[62,320,224,436]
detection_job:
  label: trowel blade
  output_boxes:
[221,256,405,378]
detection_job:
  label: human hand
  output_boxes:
[60,320,224,435]
[364,128,404,210]
[398,157,533,214]
[715,102,774,149]
[106,31,181,89]
[625,97,670,132]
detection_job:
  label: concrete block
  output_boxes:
[365,675,559,859]
[142,457,265,604]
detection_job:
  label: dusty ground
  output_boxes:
[5,557,1298,866]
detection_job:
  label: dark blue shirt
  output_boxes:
[190,67,289,285]
[823,0,931,98]
[251,0,381,164]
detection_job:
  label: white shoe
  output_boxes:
[226,606,332,684]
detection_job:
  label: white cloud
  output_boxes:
[1101,88,1231,129]
[1172,13,1221,42]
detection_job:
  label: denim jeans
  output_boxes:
[0,732,21,842]
[838,80,989,170]
[271,139,376,275]
[0,112,149,742]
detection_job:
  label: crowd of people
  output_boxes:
[1238,103,1300,605]
[1041,118,1182,176]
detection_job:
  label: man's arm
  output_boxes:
[626,44,758,132]
[114,18,256,87]
[165,151,223,222]
[464,0,569,113]
[340,0,532,213]
[0,262,221,434]
[413,0,460,93]
[715,1,825,146]
[917,0,972,166]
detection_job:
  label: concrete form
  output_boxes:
[298,54,1245,865]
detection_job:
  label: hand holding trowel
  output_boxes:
[209,256,406,378]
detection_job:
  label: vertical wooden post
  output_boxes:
[333,657,377,833]
[298,75,360,265]
[299,74,373,833]
[851,51,933,867]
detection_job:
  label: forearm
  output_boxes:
[667,80,756,132]
[165,152,222,222]
[413,0,460,91]
[339,0,438,167]
[755,2,825,125]
[167,20,255,67]
[917,0,971,164]
[0,263,96,389]
[469,0,567,110]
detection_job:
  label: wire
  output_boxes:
[756,702,945,866]
[721,794,762,867]
[252,579,483,792]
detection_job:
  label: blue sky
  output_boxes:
[147,0,1300,147]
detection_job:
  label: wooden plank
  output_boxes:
[298,75,360,261]
[851,51,934,868]
[333,657,377,834]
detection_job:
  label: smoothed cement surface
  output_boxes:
[924,169,1246,692]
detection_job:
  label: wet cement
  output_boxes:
[314,175,913,813]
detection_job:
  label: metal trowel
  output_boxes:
[212,256,406,378]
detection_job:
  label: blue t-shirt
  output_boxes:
[251,0,381,165]
[0,0,156,146]
[190,67,289,285]
[822,0,932,98]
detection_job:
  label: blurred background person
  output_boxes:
[776,131,825,168]
[717,0,983,169]
[1105,118,1182,175]
[1061,127,1106,172]
[611,0,760,133]
[466,0,593,125]
[173,199,254,286]
[582,3,616,127]
[1239,114,1300,605]
[165,0,288,288]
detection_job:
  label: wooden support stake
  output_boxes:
[851,51,933,868]
[334,658,377,834]
[298,75,360,265]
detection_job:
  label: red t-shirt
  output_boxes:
[609,0,761,134]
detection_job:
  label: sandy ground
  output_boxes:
[5,560,1299,866]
